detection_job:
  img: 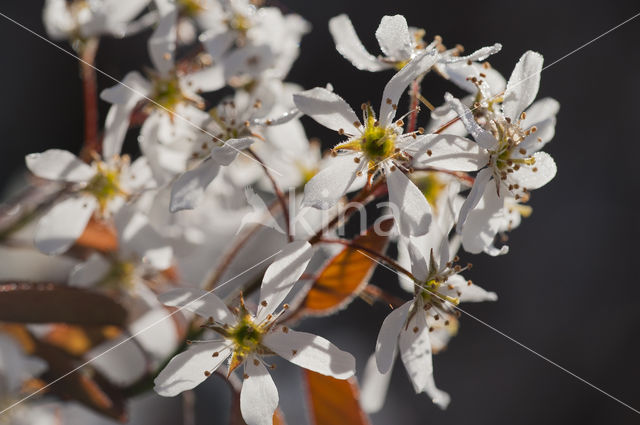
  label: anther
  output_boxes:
[413,326,419,333]
[261,300,268,306]
[204,371,211,376]
[427,149,433,156]
[253,359,260,366]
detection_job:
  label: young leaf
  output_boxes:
[302,218,393,316]
[0,282,127,326]
[34,338,127,421]
[75,217,118,252]
[303,369,370,425]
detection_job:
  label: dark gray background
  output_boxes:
[1,1,639,424]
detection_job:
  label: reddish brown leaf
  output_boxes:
[303,370,370,425]
[33,338,127,421]
[44,324,122,357]
[0,282,127,326]
[75,217,118,252]
[302,218,393,315]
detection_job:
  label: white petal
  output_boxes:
[115,207,172,270]
[100,71,151,105]
[211,138,255,166]
[386,167,431,237]
[148,9,177,77]
[461,183,506,255]
[518,98,559,153]
[328,14,388,72]
[256,241,313,322]
[379,50,438,127]
[262,327,355,379]
[293,87,361,136]
[515,151,556,190]
[456,167,492,233]
[520,97,560,128]
[444,93,496,149]
[158,288,234,326]
[375,300,412,374]
[412,134,488,171]
[450,274,498,302]
[68,253,111,287]
[360,353,392,413]
[399,304,432,393]
[443,61,506,98]
[200,29,236,62]
[35,196,96,255]
[302,153,361,209]
[240,355,279,425]
[407,239,429,283]
[102,104,132,160]
[375,15,412,62]
[424,374,451,409]
[503,51,544,121]
[442,43,502,64]
[154,341,231,396]
[181,65,226,94]
[26,149,94,183]
[170,160,222,212]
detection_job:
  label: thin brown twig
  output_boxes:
[78,38,101,162]
[318,237,417,282]
[203,198,280,291]
[247,148,292,242]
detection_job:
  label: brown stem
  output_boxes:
[247,148,292,242]
[203,198,280,291]
[78,38,100,162]
[411,167,475,186]
[308,177,388,245]
[318,237,417,282]
[407,79,421,133]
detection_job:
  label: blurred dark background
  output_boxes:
[1,1,640,424]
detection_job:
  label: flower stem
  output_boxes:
[78,37,101,162]
[247,148,292,242]
[318,237,417,282]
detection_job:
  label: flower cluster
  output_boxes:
[0,2,557,424]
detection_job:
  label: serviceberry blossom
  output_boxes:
[43,0,154,43]
[375,231,496,404]
[329,14,501,74]
[293,50,440,237]
[154,241,355,425]
[25,150,152,254]
[445,51,558,233]
[0,4,564,422]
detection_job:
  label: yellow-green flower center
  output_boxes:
[152,75,187,112]
[413,172,446,208]
[228,13,252,34]
[359,113,396,162]
[178,0,205,17]
[99,260,136,291]
[84,163,123,212]
[229,314,263,356]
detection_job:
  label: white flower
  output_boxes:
[374,229,496,404]
[25,150,153,255]
[329,14,500,73]
[69,205,173,293]
[43,0,154,42]
[293,50,442,237]
[153,241,355,425]
[100,8,213,164]
[445,51,558,233]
